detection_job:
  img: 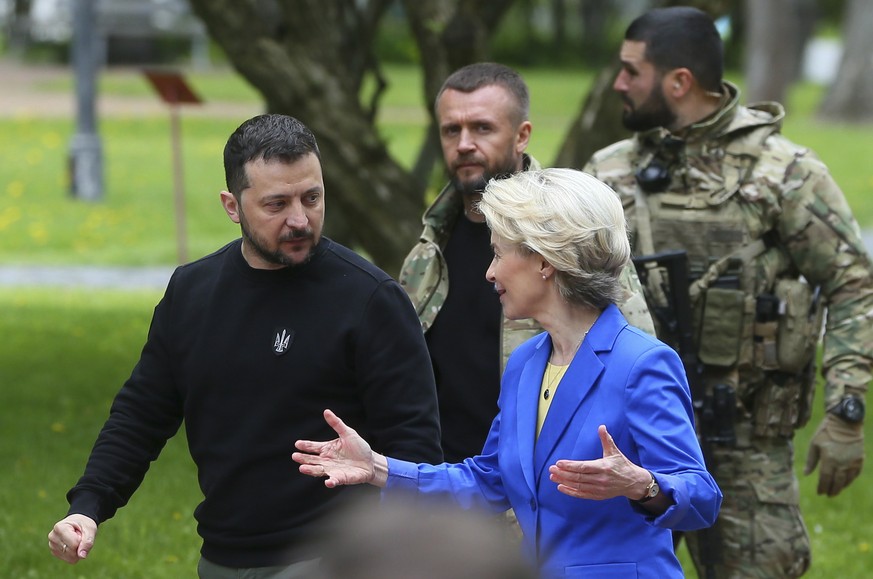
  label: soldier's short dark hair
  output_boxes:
[625,7,723,93]
[223,114,321,199]
[436,62,530,124]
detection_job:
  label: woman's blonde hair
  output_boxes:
[478,168,630,308]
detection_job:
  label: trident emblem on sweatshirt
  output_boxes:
[273,328,294,355]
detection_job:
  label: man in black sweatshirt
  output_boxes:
[47,114,443,577]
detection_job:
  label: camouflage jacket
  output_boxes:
[398,154,655,371]
[584,82,873,413]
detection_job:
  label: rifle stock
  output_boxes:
[631,250,700,401]
[632,250,722,578]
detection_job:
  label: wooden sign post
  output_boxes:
[143,70,202,265]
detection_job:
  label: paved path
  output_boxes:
[0,265,175,290]
[0,58,261,119]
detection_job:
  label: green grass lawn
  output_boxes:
[1,288,201,578]
[3,64,872,576]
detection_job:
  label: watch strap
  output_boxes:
[830,396,865,423]
[636,471,658,503]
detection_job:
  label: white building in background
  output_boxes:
[14,0,208,65]
[802,37,843,85]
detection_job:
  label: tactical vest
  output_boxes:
[605,96,825,439]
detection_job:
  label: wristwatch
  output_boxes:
[830,396,865,424]
[636,471,660,503]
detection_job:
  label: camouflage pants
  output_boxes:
[684,426,811,578]
[503,508,525,543]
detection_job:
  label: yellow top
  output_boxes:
[538,362,569,437]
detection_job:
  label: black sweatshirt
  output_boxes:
[67,238,443,567]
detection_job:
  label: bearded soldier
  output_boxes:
[584,7,873,579]
[399,62,653,464]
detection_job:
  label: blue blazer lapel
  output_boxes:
[516,333,551,493]
[533,343,604,478]
[532,304,626,479]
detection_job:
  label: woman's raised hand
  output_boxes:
[292,409,380,488]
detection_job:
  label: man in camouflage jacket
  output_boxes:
[584,7,873,578]
[398,63,654,463]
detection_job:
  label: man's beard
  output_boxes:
[239,211,317,268]
[621,85,677,132]
[450,156,519,197]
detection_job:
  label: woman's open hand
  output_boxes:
[292,409,381,488]
[549,424,650,501]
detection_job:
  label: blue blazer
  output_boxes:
[387,304,721,578]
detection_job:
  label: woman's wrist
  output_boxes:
[371,452,389,487]
[633,468,656,501]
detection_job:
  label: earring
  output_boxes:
[542,274,547,280]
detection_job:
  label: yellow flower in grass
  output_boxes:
[0,206,22,230]
[28,221,49,244]
[6,180,24,198]
[51,422,66,433]
[26,148,44,165]
[72,238,90,253]
[42,132,63,149]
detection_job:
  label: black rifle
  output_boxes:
[632,250,722,579]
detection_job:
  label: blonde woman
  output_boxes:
[293,169,720,578]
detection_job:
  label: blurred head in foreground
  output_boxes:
[316,498,537,579]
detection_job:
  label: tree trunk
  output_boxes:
[7,0,33,55]
[552,0,567,56]
[402,0,515,196]
[790,0,818,82]
[401,0,458,193]
[578,0,614,65]
[818,0,873,121]
[553,62,631,169]
[743,0,801,103]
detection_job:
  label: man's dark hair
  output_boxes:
[436,62,530,124]
[625,7,723,93]
[223,114,321,199]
